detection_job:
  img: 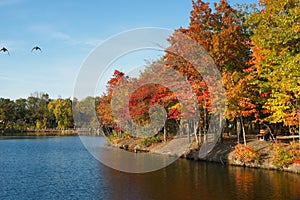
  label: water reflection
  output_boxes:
[228,166,300,200]
[0,136,299,200]
[100,159,300,200]
[80,136,181,173]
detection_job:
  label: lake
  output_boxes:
[0,136,300,200]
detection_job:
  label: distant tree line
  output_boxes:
[0,92,100,131]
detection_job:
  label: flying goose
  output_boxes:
[31,46,42,52]
[0,47,9,55]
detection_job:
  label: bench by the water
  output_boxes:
[256,129,269,140]
[256,134,264,140]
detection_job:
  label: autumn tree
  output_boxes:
[128,63,182,141]
[246,0,300,131]
[97,70,126,135]
[164,0,253,144]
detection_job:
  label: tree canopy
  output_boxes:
[96,0,300,140]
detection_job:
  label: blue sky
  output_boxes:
[0,0,257,100]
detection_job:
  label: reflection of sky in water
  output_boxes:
[79,136,181,173]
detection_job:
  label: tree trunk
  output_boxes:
[299,108,300,150]
[236,118,241,144]
[179,122,183,137]
[203,108,207,144]
[198,126,202,144]
[187,122,190,143]
[263,123,276,143]
[240,116,246,146]
[219,113,223,143]
[163,126,167,143]
[193,120,199,145]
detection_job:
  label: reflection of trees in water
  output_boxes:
[229,166,300,200]
[100,160,300,200]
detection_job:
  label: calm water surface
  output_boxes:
[0,136,300,200]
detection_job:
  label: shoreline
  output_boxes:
[109,135,300,174]
[183,138,300,174]
[2,132,300,174]
[0,129,78,136]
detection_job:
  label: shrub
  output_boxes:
[271,143,297,168]
[140,138,151,147]
[107,130,121,144]
[140,135,162,147]
[123,132,131,139]
[234,144,261,163]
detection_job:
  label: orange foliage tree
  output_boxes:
[163,0,253,144]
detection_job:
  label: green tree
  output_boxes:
[73,96,100,128]
[14,98,28,130]
[26,92,51,129]
[0,98,15,129]
[48,98,73,129]
[247,0,300,128]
